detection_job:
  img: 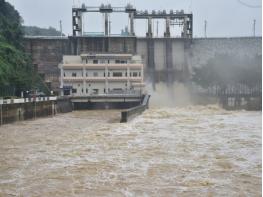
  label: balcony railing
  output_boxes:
[62,63,143,68]
[63,76,143,81]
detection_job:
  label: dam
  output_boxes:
[23,36,261,92]
[21,3,261,93]
[0,1,262,196]
[19,3,262,111]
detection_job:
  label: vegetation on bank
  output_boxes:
[23,26,65,37]
[0,0,49,97]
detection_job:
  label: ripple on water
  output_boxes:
[0,106,261,196]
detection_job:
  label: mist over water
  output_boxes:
[147,82,192,108]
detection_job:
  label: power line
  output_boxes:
[237,0,261,8]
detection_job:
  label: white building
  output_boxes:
[58,54,145,96]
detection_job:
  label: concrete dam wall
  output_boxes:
[191,37,262,68]
[23,36,262,92]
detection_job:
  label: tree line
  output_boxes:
[0,0,53,97]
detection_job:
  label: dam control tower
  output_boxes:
[72,3,193,38]
[71,3,193,89]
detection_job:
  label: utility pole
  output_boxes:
[253,19,256,37]
[0,103,2,126]
[156,20,159,37]
[204,20,207,38]
[59,20,63,37]
[109,16,111,35]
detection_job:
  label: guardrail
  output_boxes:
[0,97,57,105]
[120,94,150,123]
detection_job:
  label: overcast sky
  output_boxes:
[6,0,262,37]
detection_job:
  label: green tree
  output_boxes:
[0,0,48,96]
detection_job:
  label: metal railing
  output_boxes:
[0,97,57,105]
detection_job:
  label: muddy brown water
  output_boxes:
[0,106,261,196]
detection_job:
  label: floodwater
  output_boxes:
[0,106,261,196]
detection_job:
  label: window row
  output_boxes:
[64,71,141,77]
[84,59,128,64]
[69,88,130,95]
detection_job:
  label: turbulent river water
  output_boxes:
[0,106,261,196]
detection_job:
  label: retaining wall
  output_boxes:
[0,97,57,125]
[120,94,150,123]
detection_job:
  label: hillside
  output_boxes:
[0,0,47,96]
[23,26,65,37]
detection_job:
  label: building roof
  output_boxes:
[80,54,133,59]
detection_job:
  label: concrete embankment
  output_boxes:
[121,95,151,123]
[56,97,73,113]
[0,95,151,125]
[0,97,57,125]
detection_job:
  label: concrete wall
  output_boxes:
[0,100,56,125]
[23,36,262,90]
[24,37,70,91]
[190,37,262,69]
[136,38,191,83]
[69,36,136,55]
[56,98,73,113]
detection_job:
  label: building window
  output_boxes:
[64,89,70,96]
[93,72,98,77]
[86,73,88,77]
[113,72,122,77]
[115,60,127,64]
[108,60,110,64]
[81,88,83,93]
[93,89,99,94]
[133,72,138,77]
[64,72,65,77]
[86,89,88,93]
[93,59,98,64]
[104,72,105,77]
[72,73,77,77]
[125,72,127,77]
[72,89,77,93]
[139,72,141,77]
[113,88,123,93]
[108,72,110,77]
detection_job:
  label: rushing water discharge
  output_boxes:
[0,106,261,196]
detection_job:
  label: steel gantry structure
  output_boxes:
[72,4,193,38]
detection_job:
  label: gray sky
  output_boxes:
[6,0,262,37]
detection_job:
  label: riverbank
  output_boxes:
[0,94,150,125]
[0,97,57,125]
